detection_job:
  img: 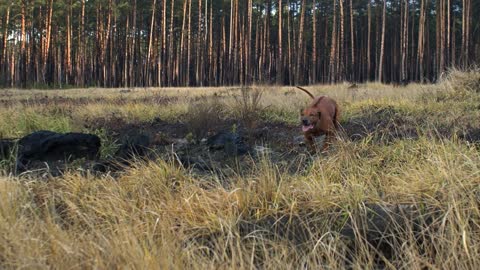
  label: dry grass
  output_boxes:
[1,138,479,269]
[185,96,226,139]
[442,68,480,93]
[0,71,480,269]
[230,87,265,129]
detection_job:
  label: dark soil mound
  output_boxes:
[16,131,101,173]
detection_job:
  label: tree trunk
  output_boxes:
[20,0,27,87]
[378,0,386,82]
[447,0,450,67]
[196,0,202,85]
[338,0,345,81]
[311,0,317,84]
[229,0,234,74]
[417,0,427,81]
[180,0,188,84]
[42,0,54,84]
[287,1,293,84]
[277,0,283,84]
[401,0,408,81]
[187,0,192,86]
[329,0,337,83]
[451,8,456,67]
[66,0,72,83]
[147,0,157,86]
[130,0,137,87]
[77,0,86,86]
[296,0,306,84]
[103,0,112,87]
[208,1,214,84]
[462,0,471,67]
[168,0,175,85]
[2,4,11,68]
[162,0,167,85]
[349,0,355,81]
[367,0,371,81]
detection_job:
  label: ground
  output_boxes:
[0,70,479,269]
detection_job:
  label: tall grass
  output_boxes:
[0,108,73,137]
[0,136,479,269]
[0,71,479,269]
[230,87,264,129]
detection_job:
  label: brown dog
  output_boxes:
[297,86,339,153]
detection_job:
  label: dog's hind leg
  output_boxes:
[333,106,340,129]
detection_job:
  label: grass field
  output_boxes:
[0,70,480,269]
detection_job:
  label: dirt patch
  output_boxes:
[85,116,188,143]
[82,115,309,177]
[246,122,300,148]
[86,114,303,151]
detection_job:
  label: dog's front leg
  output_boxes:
[304,134,317,153]
[321,131,335,152]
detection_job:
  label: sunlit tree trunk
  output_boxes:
[147,0,157,86]
[187,0,192,85]
[401,0,408,81]
[20,0,27,87]
[196,0,202,85]
[130,0,137,87]
[338,0,345,81]
[311,0,317,84]
[41,0,54,84]
[179,0,187,84]
[2,4,11,69]
[66,0,72,84]
[168,0,175,85]
[277,0,283,85]
[378,0,386,82]
[296,0,306,84]
[417,0,427,81]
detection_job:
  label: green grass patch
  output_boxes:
[0,108,73,138]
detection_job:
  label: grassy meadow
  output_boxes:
[0,70,480,269]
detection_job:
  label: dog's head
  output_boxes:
[300,108,321,133]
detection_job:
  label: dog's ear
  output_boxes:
[318,111,322,118]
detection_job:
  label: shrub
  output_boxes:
[231,86,264,129]
[184,96,226,139]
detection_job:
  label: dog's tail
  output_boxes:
[295,86,315,99]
